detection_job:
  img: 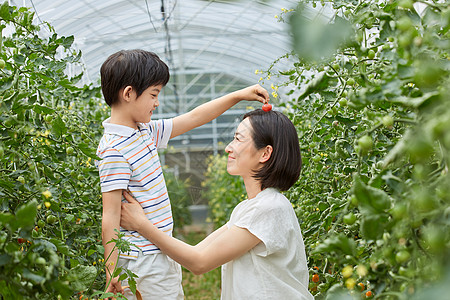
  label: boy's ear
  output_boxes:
[121,86,134,103]
[259,145,273,163]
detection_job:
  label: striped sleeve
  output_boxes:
[97,146,132,193]
[150,119,173,149]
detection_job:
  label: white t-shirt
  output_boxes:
[221,188,314,300]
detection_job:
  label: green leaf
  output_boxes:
[112,267,122,278]
[78,142,100,160]
[61,36,74,48]
[33,104,55,115]
[0,254,12,267]
[22,268,46,284]
[0,212,14,227]
[360,214,388,240]
[298,72,331,100]
[290,7,354,63]
[391,92,440,108]
[313,233,356,256]
[58,79,78,91]
[67,265,97,291]
[50,238,70,255]
[118,272,128,281]
[15,199,38,230]
[50,115,67,136]
[0,2,11,20]
[353,175,391,214]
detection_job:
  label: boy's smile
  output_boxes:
[131,84,162,124]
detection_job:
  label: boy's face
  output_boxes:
[130,84,163,124]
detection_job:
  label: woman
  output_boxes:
[120,109,314,299]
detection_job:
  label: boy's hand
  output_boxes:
[121,191,147,232]
[237,84,270,104]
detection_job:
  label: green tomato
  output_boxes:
[367,49,376,59]
[390,203,407,220]
[422,226,445,253]
[332,63,340,71]
[312,155,321,163]
[66,146,75,155]
[346,78,355,86]
[37,220,45,228]
[399,0,414,10]
[398,34,412,48]
[17,176,26,184]
[35,257,46,265]
[46,215,57,225]
[339,98,348,107]
[0,146,4,157]
[343,212,357,225]
[382,115,394,128]
[45,114,53,123]
[0,59,5,69]
[358,135,373,152]
[399,266,414,278]
[395,250,411,264]
[397,16,413,32]
[328,106,338,116]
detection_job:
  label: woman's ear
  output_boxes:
[121,86,134,103]
[259,145,273,163]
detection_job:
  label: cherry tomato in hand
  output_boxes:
[262,103,272,112]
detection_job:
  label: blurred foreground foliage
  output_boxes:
[205,1,450,299]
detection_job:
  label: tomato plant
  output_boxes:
[207,1,449,299]
[0,2,109,298]
[0,3,191,299]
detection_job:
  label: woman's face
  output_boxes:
[225,118,264,179]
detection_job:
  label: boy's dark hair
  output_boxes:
[243,109,302,191]
[100,49,170,107]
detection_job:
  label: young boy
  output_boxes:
[96,49,269,299]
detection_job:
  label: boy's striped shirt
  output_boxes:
[96,118,173,259]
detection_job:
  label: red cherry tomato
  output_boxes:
[262,103,272,112]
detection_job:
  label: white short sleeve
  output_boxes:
[149,119,173,149]
[232,190,294,256]
[96,147,132,193]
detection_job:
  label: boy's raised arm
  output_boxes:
[102,189,123,294]
[170,84,269,139]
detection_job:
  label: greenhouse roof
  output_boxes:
[23,0,308,84]
[12,0,328,152]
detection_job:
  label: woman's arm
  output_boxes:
[121,191,260,275]
[195,224,227,251]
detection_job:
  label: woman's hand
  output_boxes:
[120,190,148,232]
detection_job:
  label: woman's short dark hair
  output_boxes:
[243,109,302,191]
[100,49,170,107]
